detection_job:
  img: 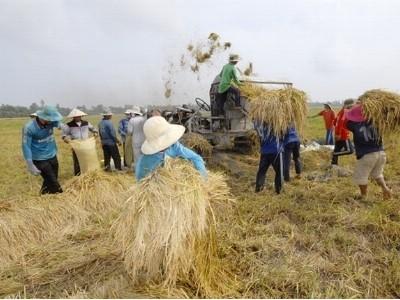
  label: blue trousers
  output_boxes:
[325,129,334,145]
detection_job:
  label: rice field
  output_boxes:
[0,108,399,298]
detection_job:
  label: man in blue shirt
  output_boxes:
[98,111,122,171]
[254,121,284,194]
[283,126,301,181]
[118,110,132,167]
[345,104,391,199]
[136,116,206,181]
[22,106,63,194]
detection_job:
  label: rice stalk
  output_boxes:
[181,132,213,159]
[358,89,400,137]
[111,159,236,297]
[240,83,308,138]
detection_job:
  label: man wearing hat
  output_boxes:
[310,103,336,145]
[345,104,391,200]
[62,108,98,175]
[216,54,242,115]
[135,116,206,181]
[127,106,146,167]
[98,110,122,171]
[22,106,63,194]
[331,99,354,166]
[118,109,133,167]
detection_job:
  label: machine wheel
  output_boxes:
[195,97,211,111]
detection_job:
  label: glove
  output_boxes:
[63,136,71,143]
[26,160,41,176]
[93,132,98,137]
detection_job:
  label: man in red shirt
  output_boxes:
[311,103,336,145]
[331,99,354,165]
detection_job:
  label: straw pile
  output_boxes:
[240,83,308,137]
[358,89,400,136]
[0,171,131,267]
[181,132,213,158]
[112,159,234,297]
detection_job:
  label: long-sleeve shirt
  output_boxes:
[127,116,146,148]
[62,120,97,140]
[254,121,284,155]
[118,117,130,142]
[218,63,240,93]
[334,108,350,141]
[98,119,118,146]
[135,142,207,181]
[22,119,60,161]
[318,109,336,130]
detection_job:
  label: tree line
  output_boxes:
[0,102,139,118]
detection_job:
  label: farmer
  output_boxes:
[331,99,354,166]
[127,106,146,167]
[98,110,122,171]
[283,126,301,181]
[345,104,391,199]
[118,109,133,167]
[62,108,98,176]
[216,54,242,115]
[254,120,284,194]
[135,116,206,181]
[148,108,161,118]
[310,103,336,145]
[22,106,63,194]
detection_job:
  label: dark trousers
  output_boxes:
[33,156,63,194]
[331,139,354,165]
[256,153,283,194]
[102,144,122,170]
[283,142,301,181]
[72,150,80,176]
[217,86,241,115]
[122,142,128,167]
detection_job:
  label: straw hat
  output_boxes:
[323,103,332,110]
[141,116,185,155]
[67,108,88,118]
[124,110,132,114]
[36,106,63,122]
[229,54,240,63]
[131,106,143,116]
[345,104,366,122]
[30,112,38,117]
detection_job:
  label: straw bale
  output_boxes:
[181,132,213,158]
[358,89,400,136]
[240,83,308,137]
[112,159,234,296]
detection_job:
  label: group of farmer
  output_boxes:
[255,99,391,200]
[22,105,205,195]
[22,53,391,201]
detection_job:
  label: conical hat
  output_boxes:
[67,108,88,118]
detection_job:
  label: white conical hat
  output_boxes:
[67,108,88,118]
[141,116,185,155]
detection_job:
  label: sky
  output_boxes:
[1,0,399,108]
